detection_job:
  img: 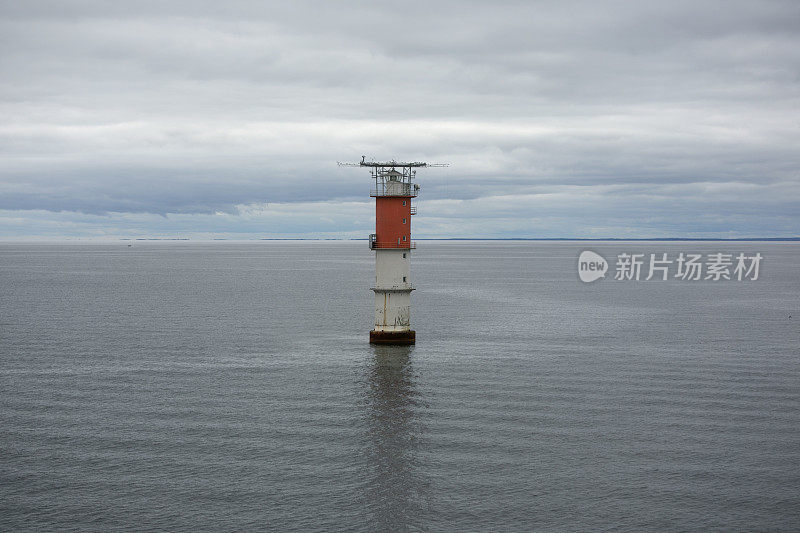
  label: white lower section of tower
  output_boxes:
[372,249,413,332]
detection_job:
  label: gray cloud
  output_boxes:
[0,0,798,237]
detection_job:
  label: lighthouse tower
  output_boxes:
[339,158,446,344]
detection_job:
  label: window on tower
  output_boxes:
[403,218,406,224]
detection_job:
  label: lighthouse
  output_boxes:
[339,158,446,344]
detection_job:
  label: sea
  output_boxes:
[1,241,798,531]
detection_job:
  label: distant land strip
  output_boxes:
[114,237,800,242]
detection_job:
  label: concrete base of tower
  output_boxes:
[369,329,416,345]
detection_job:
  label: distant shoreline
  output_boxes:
[122,237,800,242]
[2,237,798,243]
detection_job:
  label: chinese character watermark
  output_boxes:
[579,251,762,283]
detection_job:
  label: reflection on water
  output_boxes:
[363,345,428,530]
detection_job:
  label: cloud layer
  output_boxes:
[1,0,798,238]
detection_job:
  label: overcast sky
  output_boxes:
[1,0,798,239]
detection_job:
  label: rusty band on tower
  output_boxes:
[339,157,447,344]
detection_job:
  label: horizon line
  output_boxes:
[1,237,799,243]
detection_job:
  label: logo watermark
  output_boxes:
[578,251,762,282]
[578,251,608,282]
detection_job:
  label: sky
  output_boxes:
[1,0,798,239]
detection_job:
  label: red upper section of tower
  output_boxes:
[375,196,412,248]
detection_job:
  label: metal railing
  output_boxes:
[368,234,416,250]
[370,189,419,198]
[370,242,416,250]
[369,241,417,250]
[371,283,414,291]
[370,183,419,197]
[409,206,417,215]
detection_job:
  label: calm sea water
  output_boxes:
[1,241,798,531]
